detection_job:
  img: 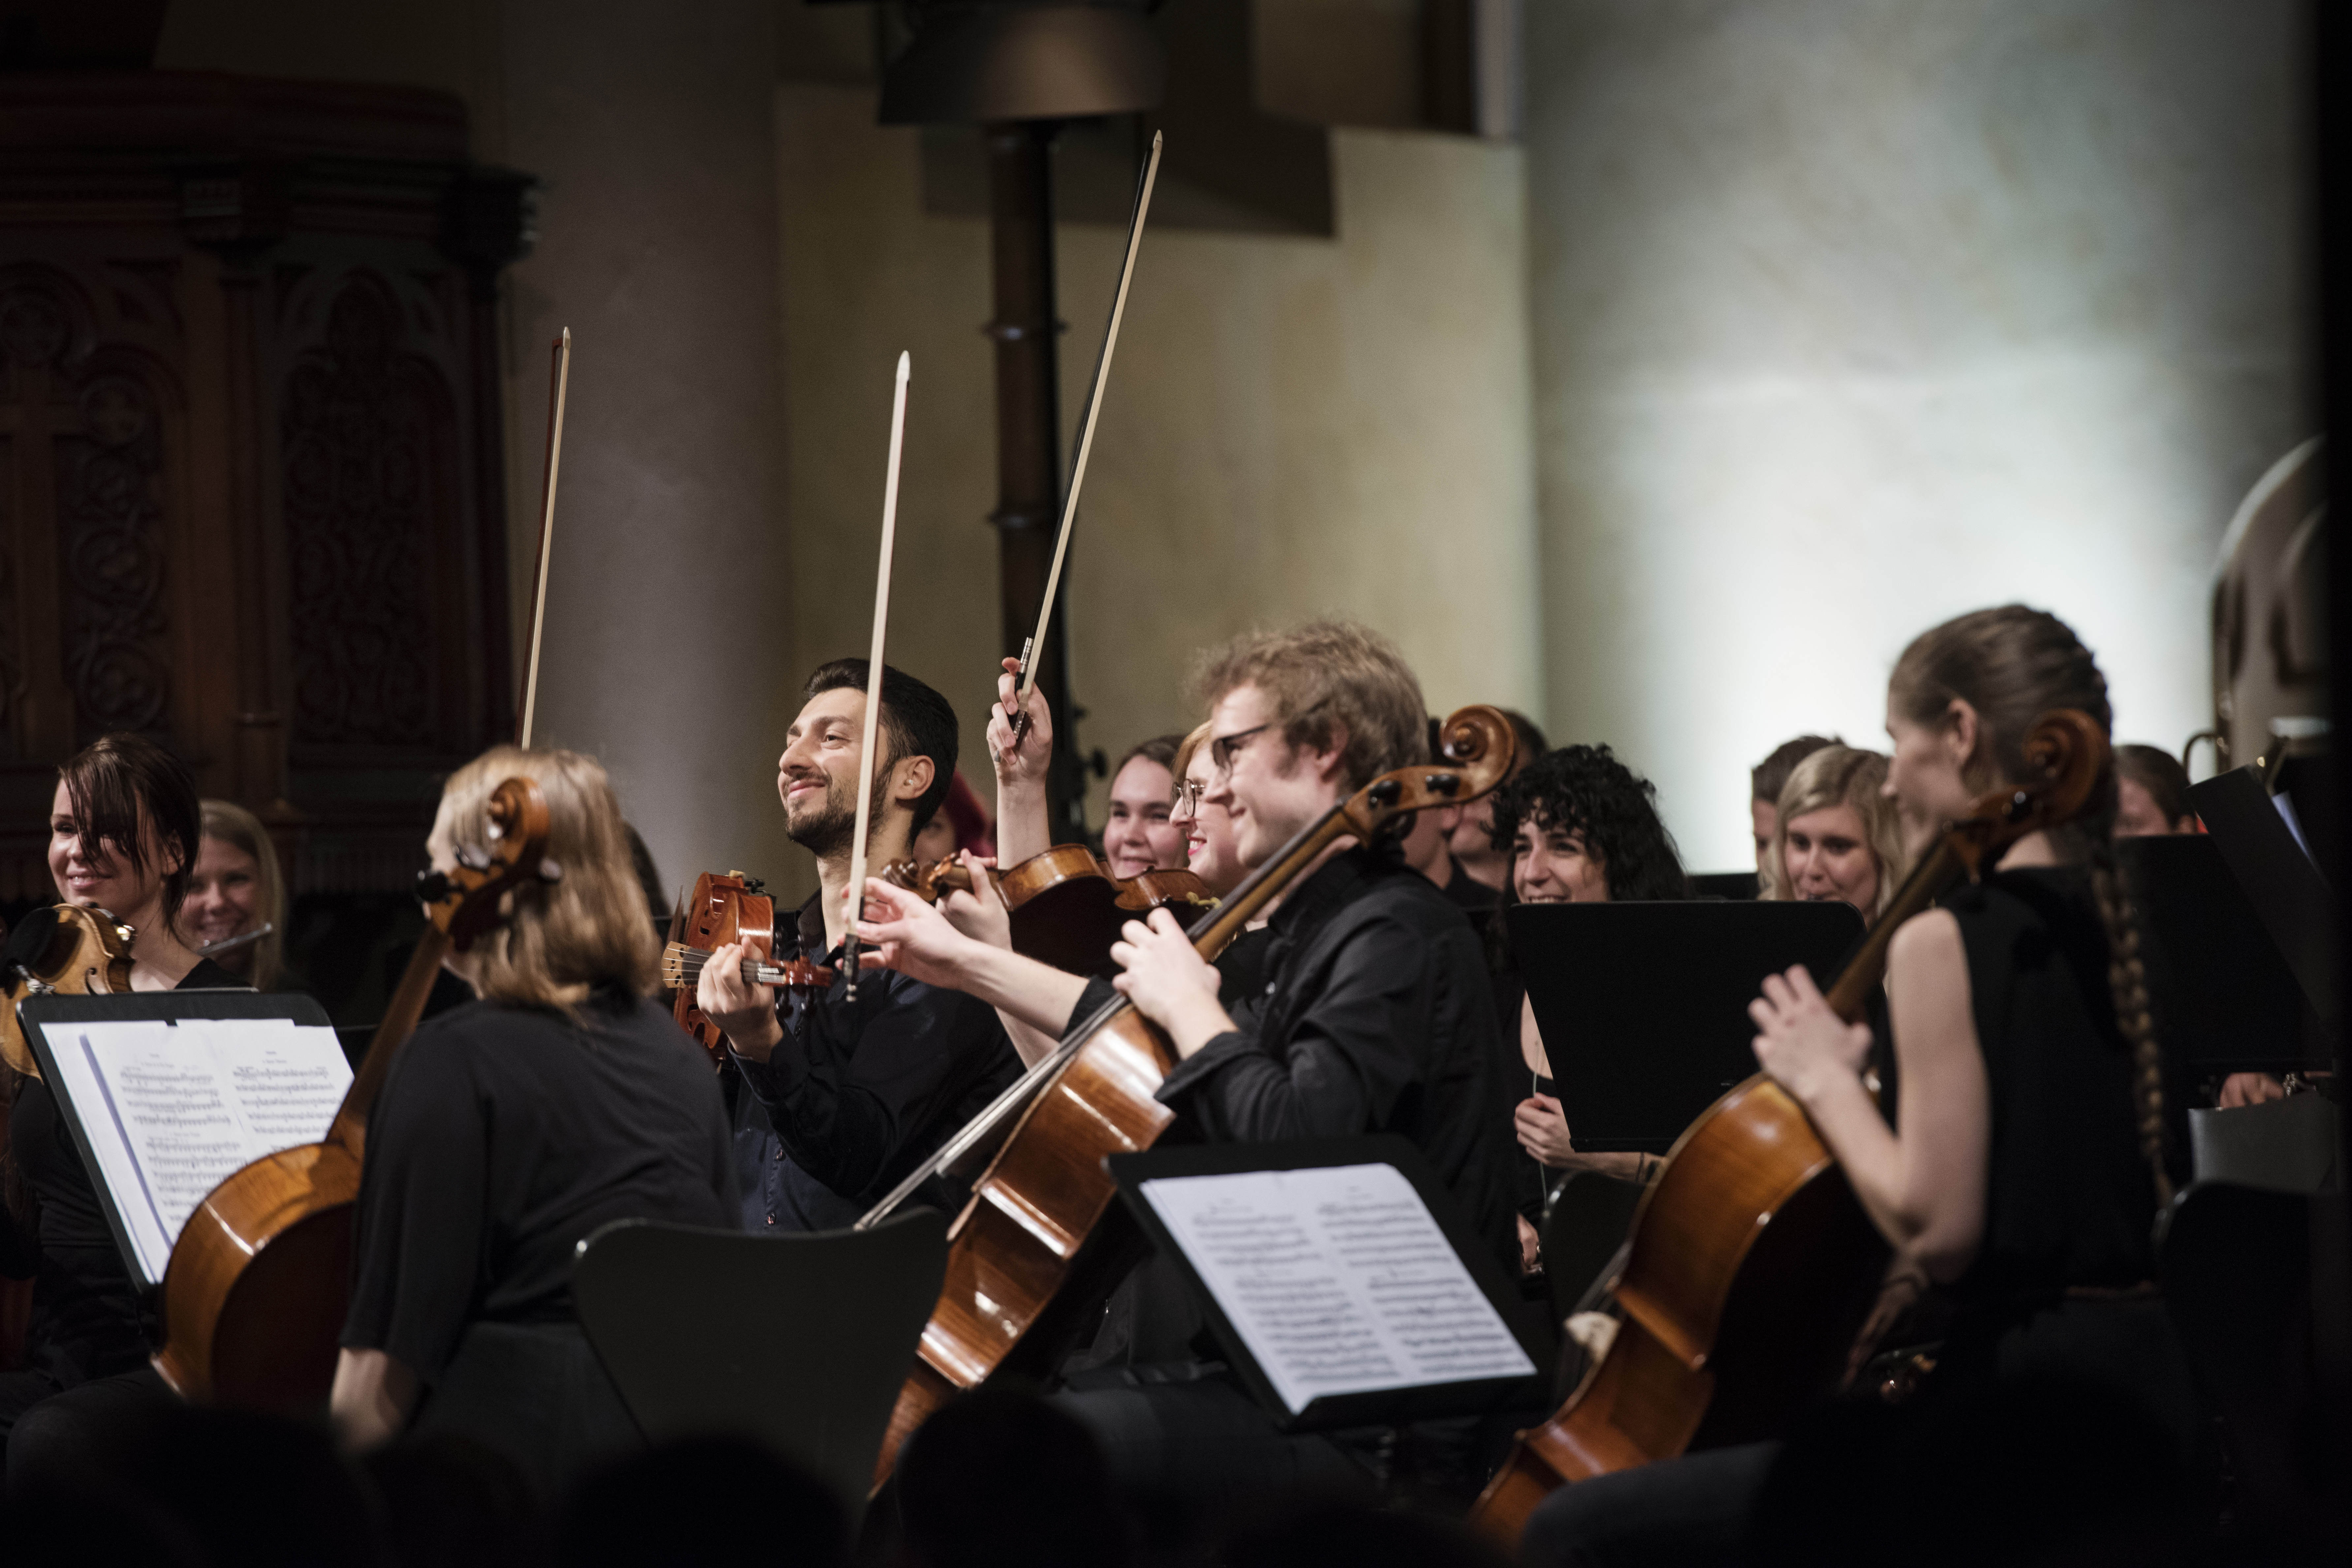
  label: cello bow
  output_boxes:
[518,328,571,748]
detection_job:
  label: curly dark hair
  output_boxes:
[1487,744,1690,901]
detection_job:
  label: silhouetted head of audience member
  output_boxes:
[1750,734,1840,871]
[1747,1377,2198,1568]
[2115,744,2198,837]
[366,1431,538,1568]
[896,1391,1128,1568]
[121,1407,386,1568]
[554,1435,844,1568]
[1216,1501,1504,1568]
[0,1490,203,1568]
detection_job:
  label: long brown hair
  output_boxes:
[1889,605,2171,1210]
[431,746,658,1015]
[57,733,202,921]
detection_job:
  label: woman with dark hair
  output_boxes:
[2115,743,2198,837]
[1488,745,1691,1267]
[1521,606,2203,1564]
[1100,733,1187,880]
[3,734,243,1476]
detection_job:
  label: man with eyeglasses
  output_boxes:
[856,620,1517,1512]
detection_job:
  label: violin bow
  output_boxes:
[843,351,913,1000]
[1006,131,1163,741]
[517,328,572,747]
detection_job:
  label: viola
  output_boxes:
[0,903,135,1078]
[664,871,832,1067]
[859,706,1521,1484]
[1469,709,2109,1542]
[880,844,1219,978]
[152,776,560,1407]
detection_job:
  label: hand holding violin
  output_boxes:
[696,940,786,1060]
[931,851,1015,952]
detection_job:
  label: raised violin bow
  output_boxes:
[1005,130,1164,742]
[518,328,572,747]
[843,351,913,1000]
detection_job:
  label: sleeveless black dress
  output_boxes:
[1935,867,2199,1446]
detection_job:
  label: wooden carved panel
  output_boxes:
[283,273,450,750]
[59,368,172,741]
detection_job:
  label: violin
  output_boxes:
[664,871,833,1067]
[879,844,1220,978]
[152,776,560,1407]
[0,904,136,1079]
[1469,710,2109,1542]
[861,706,1521,1484]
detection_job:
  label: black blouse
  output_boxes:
[1945,867,2162,1303]
[2,957,242,1393]
[341,992,736,1384]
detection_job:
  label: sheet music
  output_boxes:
[45,1018,351,1286]
[1140,1162,1535,1416]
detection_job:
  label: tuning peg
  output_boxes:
[539,858,564,884]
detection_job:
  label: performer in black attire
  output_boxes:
[333,746,735,1499]
[1520,605,2202,1565]
[694,660,1023,1231]
[2,734,239,1488]
[858,622,1517,1515]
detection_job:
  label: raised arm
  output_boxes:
[990,657,1054,864]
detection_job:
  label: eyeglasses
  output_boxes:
[1173,778,1207,814]
[1208,722,1275,778]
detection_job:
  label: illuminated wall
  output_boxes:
[1524,0,2316,868]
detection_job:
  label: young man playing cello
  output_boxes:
[694,660,1022,1232]
[857,622,1518,1515]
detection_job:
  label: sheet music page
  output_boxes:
[60,1019,351,1286]
[1140,1162,1536,1416]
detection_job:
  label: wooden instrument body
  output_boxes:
[1473,1078,1887,1532]
[886,845,1217,979]
[671,872,776,1066]
[869,707,1521,1484]
[1470,709,2109,1541]
[152,777,554,1408]
[0,904,136,1078]
[877,1004,1180,1474]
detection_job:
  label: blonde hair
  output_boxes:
[1762,747,1908,921]
[1170,721,1214,798]
[431,746,658,1014]
[194,800,289,989]
[1185,621,1426,791]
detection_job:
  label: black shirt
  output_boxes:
[1439,860,1501,939]
[2,957,242,1397]
[723,895,1022,1232]
[1945,867,2163,1303]
[1078,846,1520,1271]
[342,991,736,1383]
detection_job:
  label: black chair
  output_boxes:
[2162,1181,2333,1522]
[572,1208,949,1509]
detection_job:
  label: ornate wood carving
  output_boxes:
[0,74,532,900]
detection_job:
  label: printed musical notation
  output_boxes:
[48,1019,351,1285]
[1140,1163,1535,1417]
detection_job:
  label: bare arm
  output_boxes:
[330,1347,418,1451]
[1750,911,1988,1281]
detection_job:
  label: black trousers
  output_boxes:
[3,1365,179,1496]
[413,1320,645,1504]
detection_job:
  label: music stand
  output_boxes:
[1510,900,1865,1155]
[2188,765,2339,1035]
[571,1208,948,1509]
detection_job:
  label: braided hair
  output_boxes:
[1889,606,2173,1213]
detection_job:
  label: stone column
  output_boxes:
[494,0,793,895]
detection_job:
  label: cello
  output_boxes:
[858,705,1519,1482]
[151,777,560,1406]
[1469,708,2108,1540]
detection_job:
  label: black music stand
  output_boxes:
[2188,765,2339,1036]
[1106,1136,1547,1431]
[1510,900,1865,1155]
[571,1208,948,1508]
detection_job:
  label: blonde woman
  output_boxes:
[331,747,735,1496]
[1762,745,1909,925]
[178,800,290,989]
